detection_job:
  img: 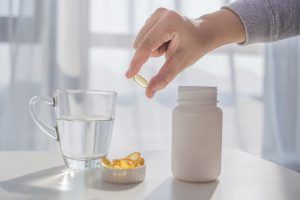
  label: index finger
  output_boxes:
[133,7,168,49]
[126,17,173,78]
[125,47,151,78]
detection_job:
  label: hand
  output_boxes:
[125,8,245,98]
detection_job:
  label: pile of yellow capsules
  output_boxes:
[100,75,147,170]
[101,152,145,169]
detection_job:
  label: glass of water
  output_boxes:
[29,90,117,170]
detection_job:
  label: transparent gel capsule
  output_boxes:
[126,152,140,161]
[102,152,145,169]
[133,74,148,88]
[101,156,112,167]
[133,157,145,167]
[112,159,121,167]
[119,159,134,169]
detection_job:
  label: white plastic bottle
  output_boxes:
[171,86,222,182]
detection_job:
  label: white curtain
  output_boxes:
[0,0,86,150]
[264,36,300,171]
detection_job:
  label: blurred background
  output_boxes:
[0,0,299,171]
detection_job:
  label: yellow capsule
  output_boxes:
[133,74,148,88]
[112,165,123,169]
[133,157,145,167]
[102,152,145,169]
[112,159,121,167]
[121,157,135,163]
[126,152,141,161]
[119,159,134,169]
[101,156,112,167]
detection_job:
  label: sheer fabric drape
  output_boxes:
[264,36,300,171]
[0,0,85,150]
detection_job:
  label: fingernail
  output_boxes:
[152,88,158,96]
[125,70,130,77]
[126,67,133,77]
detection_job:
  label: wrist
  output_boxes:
[196,9,246,48]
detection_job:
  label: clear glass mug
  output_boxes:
[29,90,117,170]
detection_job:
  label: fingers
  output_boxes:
[133,8,168,49]
[139,16,174,52]
[126,16,175,78]
[127,9,186,96]
[151,41,170,57]
[145,54,183,98]
[126,47,151,78]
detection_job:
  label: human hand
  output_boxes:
[126,8,245,98]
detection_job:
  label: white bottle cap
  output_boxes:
[178,86,217,104]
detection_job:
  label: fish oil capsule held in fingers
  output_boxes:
[133,74,148,88]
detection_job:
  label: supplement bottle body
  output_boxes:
[171,86,222,182]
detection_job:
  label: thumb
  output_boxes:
[146,53,184,98]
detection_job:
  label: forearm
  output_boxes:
[223,0,300,44]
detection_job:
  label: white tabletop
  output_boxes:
[0,150,299,200]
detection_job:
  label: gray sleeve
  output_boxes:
[222,0,300,45]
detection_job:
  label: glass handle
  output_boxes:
[29,96,58,141]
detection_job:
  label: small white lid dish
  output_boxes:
[100,163,146,184]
